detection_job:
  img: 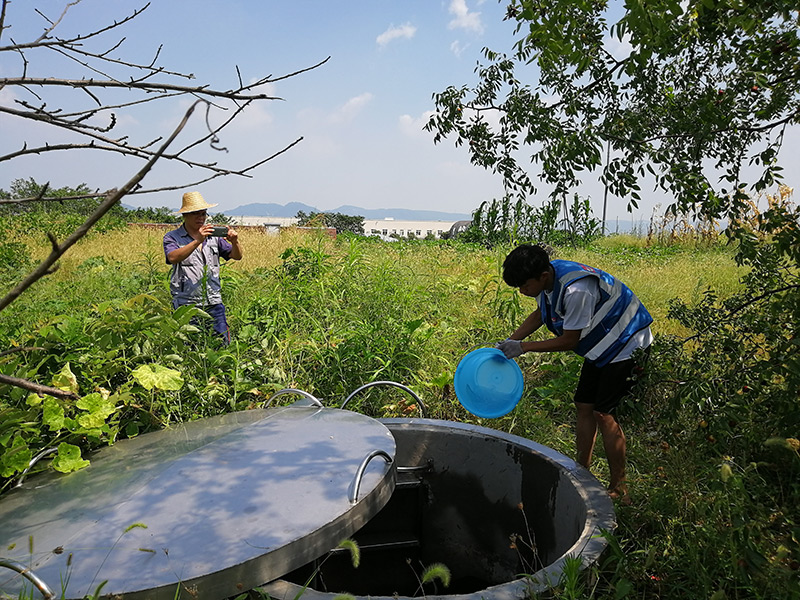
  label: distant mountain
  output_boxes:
[226,201,471,221]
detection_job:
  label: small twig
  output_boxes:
[33,1,82,44]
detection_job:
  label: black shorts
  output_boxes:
[573,349,648,414]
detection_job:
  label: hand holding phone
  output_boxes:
[210,226,229,237]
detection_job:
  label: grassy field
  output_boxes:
[2,225,798,599]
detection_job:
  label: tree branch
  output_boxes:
[0,76,284,101]
[0,100,202,313]
[0,104,261,175]
[0,347,46,358]
[33,0,81,44]
[0,0,9,45]
[681,283,800,344]
[0,373,79,399]
[0,135,304,204]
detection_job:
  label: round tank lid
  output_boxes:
[0,407,396,599]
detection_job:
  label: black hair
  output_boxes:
[502,244,551,287]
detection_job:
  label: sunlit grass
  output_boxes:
[9,225,799,599]
[16,226,746,343]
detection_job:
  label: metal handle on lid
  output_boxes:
[349,449,393,505]
[265,388,324,407]
[341,381,426,417]
[0,558,55,599]
[15,447,58,488]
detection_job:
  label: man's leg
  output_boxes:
[206,303,231,345]
[575,355,641,503]
[595,411,628,500]
[575,402,598,468]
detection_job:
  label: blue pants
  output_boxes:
[205,303,231,345]
[176,301,230,345]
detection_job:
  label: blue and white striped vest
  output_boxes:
[539,260,653,366]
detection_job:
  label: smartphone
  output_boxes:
[210,226,229,237]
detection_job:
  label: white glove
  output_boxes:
[496,338,523,359]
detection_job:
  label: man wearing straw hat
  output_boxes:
[163,191,242,344]
[497,243,652,505]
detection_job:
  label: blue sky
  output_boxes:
[1,1,795,221]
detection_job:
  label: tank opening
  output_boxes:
[281,464,543,596]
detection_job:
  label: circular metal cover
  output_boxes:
[0,407,397,599]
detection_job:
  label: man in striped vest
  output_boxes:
[497,244,653,504]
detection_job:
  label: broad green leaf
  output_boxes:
[42,397,66,431]
[125,422,140,438]
[76,393,117,428]
[131,364,184,391]
[51,363,78,394]
[614,577,634,599]
[52,442,90,473]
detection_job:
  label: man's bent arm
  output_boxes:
[166,239,203,264]
[520,329,581,354]
[228,239,243,260]
[510,308,543,340]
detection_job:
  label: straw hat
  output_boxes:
[178,191,218,214]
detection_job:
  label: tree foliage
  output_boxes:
[426,0,800,253]
[0,178,109,216]
[295,210,365,235]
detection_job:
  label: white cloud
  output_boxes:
[398,111,435,139]
[450,40,468,57]
[229,103,274,131]
[447,0,484,34]
[330,92,374,124]
[376,23,417,47]
[604,31,633,61]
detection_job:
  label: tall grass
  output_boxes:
[6,226,796,599]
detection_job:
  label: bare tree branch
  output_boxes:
[1,76,284,100]
[0,0,9,45]
[0,104,256,174]
[0,3,324,398]
[0,347,46,358]
[0,373,79,399]
[0,135,304,205]
[2,3,151,52]
[33,0,81,44]
[0,100,202,313]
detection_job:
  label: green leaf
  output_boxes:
[25,393,43,407]
[131,364,184,391]
[51,442,90,473]
[51,363,78,394]
[0,438,32,478]
[42,397,66,431]
[76,392,117,428]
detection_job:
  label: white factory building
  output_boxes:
[232,216,469,239]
